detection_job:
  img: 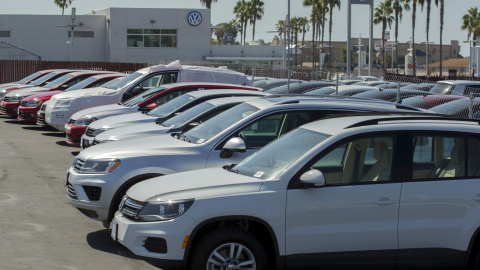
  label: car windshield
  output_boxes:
[65,76,97,91]
[29,72,62,85]
[185,103,260,144]
[121,87,167,107]
[401,97,427,108]
[429,83,454,95]
[233,128,330,180]
[148,94,196,118]
[17,71,44,84]
[162,102,214,128]
[44,74,75,88]
[100,77,121,88]
[105,72,143,90]
[429,99,469,116]
[305,87,335,95]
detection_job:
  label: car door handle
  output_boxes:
[375,197,395,206]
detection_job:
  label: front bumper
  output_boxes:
[17,106,40,122]
[66,167,124,222]
[113,211,192,265]
[45,107,73,131]
[65,123,87,146]
[36,109,48,126]
[0,101,20,116]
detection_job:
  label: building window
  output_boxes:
[68,31,94,38]
[0,31,11,37]
[127,29,177,48]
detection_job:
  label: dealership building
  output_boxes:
[0,8,284,67]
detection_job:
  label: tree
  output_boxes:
[233,0,251,45]
[404,0,425,76]
[54,0,74,15]
[461,7,480,46]
[249,0,264,41]
[392,0,410,74]
[303,0,323,67]
[374,0,394,72]
[327,0,341,67]
[200,0,218,9]
[298,16,310,49]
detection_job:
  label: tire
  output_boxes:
[472,248,480,270]
[189,227,269,270]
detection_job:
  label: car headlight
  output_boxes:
[74,115,98,126]
[8,95,25,102]
[0,91,5,99]
[74,158,120,174]
[90,128,107,137]
[24,99,43,107]
[56,98,74,107]
[136,199,195,222]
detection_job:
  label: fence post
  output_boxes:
[469,93,474,119]
[335,76,339,95]
[396,82,401,103]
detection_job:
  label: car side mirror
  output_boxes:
[132,85,143,94]
[220,137,246,158]
[145,103,158,110]
[300,169,326,187]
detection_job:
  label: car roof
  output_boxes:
[301,114,480,137]
[245,95,422,112]
[436,80,480,85]
[159,82,261,91]
[182,89,268,98]
[206,96,264,106]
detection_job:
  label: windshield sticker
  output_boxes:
[197,139,205,143]
[254,171,265,178]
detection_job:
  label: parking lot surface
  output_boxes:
[0,116,159,270]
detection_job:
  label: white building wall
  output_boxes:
[0,14,106,61]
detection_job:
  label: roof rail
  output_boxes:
[346,115,480,129]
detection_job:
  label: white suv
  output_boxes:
[113,114,480,270]
[66,96,422,226]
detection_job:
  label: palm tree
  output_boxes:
[392,0,410,74]
[327,0,341,66]
[439,0,444,75]
[303,0,318,67]
[462,7,480,46]
[54,0,73,15]
[298,17,310,49]
[290,16,301,66]
[249,0,264,41]
[200,0,218,9]
[404,0,425,76]
[234,0,250,45]
[374,0,394,72]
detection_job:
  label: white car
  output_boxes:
[45,61,251,131]
[91,96,264,146]
[113,114,480,269]
[79,89,266,148]
[66,96,422,226]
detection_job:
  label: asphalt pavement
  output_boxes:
[0,115,160,270]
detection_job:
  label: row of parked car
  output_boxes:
[3,62,480,269]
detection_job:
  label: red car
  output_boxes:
[17,74,125,122]
[401,95,466,109]
[0,70,114,117]
[65,82,261,146]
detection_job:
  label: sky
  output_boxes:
[0,0,478,55]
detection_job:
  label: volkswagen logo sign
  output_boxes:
[188,11,202,26]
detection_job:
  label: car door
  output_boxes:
[397,134,480,269]
[205,109,318,168]
[285,134,402,269]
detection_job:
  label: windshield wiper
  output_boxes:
[176,133,191,142]
[155,121,167,127]
[224,164,245,175]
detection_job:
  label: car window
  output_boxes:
[310,136,395,185]
[412,135,465,180]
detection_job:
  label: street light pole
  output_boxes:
[287,0,291,93]
[464,40,474,77]
[421,41,434,77]
[70,7,76,61]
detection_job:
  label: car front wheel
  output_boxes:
[189,227,269,270]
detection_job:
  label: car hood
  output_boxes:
[70,104,134,120]
[22,91,62,101]
[50,86,117,103]
[79,133,196,159]
[87,112,157,130]
[5,86,50,97]
[127,168,263,202]
[95,122,170,142]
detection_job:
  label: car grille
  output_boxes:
[66,133,73,142]
[18,111,35,120]
[37,112,46,124]
[85,128,96,137]
[120,196,146,220]
[0,107,16,114]
[82,186,102,201]
[66,182,77,199]
[68,119,75,124]
[73,157,86,172]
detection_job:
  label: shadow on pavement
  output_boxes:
[56,140,78,147]
[71,151,80,156]
[41,132,65,138]
[22,125,56,131]
[86,229,141,260]
[4,120,31,124]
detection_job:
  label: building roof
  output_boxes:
[429,58,469,68]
